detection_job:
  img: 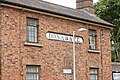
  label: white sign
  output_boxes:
[113,73,120,80]
[46,32,83,43]
[63,69,72,74]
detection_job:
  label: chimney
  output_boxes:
[76,0,94,14]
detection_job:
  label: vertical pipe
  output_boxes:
[73,31,76,80]
[100,29,104,80]
[0,6,3,80]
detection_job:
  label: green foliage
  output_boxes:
[94,0,120,62]
[112,51,117,62]
[94,0,120,23]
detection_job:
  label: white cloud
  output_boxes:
[43,0,98,8]
[43,0,76,8]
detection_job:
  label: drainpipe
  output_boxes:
[0,5,3,80]
[100,29,104,80]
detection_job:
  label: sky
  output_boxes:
[43,0,99,8]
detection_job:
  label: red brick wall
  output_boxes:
[0,7,3,80]
[1,6,22,80]
[0,6,112,80]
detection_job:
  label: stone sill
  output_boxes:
[24,42,43,47]
[88,49,101,54]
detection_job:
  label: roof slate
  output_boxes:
[0,0,114,28]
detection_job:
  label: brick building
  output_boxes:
[0,0,115,80]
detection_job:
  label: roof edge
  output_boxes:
[0,0,115,28]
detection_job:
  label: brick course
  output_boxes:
[0,6,112,80]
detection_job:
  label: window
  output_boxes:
[27,18,38,43]
[89,29,96,50]
[113,71,120,80]
[26,66,39,80]
[90,68,98,80]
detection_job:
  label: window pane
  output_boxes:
[90,69,97,74]
[36,67,39,72]
[90,75,97,80]
[29,26,32,31]
[34,74,37,79]
[90,75,95,80]
[95,75,98,79]
[29,37,32,42]
[37,74,39,80]
[29,32,32,37]
[90,69,94,74]
[26,74,34,79]
[27,18,38,26]
[34,37,37,42]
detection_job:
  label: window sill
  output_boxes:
[24,42,43,47]
[88,49,101,53]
